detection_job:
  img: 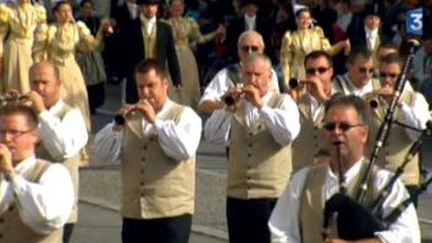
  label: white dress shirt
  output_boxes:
[373,91,430,141]
[334,74,374,97]
[365,27,378,50]
[199,65,280,103]
[0,156,74,234]
[204,91,300,146]
[140,14,156,35]
[268,158,421,243]
[244,14,256,31]
[93,99,202,162]
[38,100,88,160]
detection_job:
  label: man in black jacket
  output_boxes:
[118,0,181,103]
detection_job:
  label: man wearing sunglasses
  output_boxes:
[269,94,420,243]
[291,50,336,172]
[0,103,74,242]
[26,61,88,242]
[205,53,299,243]
[199,30,280,114]
[365,53,430,205]
[333,47,381,97]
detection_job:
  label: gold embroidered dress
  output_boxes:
[0,3,46,93]
[33,21,103,132]
[166,17,215,109]
[280,26,342,85]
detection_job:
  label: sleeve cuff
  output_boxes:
[154,119,165,131]
[259,104,271,114]
[38,110,51,121]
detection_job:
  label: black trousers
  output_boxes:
[226,197,277,243]
[122,214,192,243]
[63,223,75,243]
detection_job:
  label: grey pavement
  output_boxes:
[70,202,227,243]
[73,83,432,242]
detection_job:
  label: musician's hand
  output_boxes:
[27,91,46,114]
[113,104,135,131]
[306,77,328,103]
[242,85,263,108]
[223,85,243,112]
[135,99,156,124]
[285,84,307,103]
[0,144,15,181]
[375,86,402,107]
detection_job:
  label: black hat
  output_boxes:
[136,0,160,5]
[363,2,382,18]
[241,0,260,7]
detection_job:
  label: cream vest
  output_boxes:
[141,24,157,58]
[121,103,195,219]
[0,160,63,243]
[299,163,376,243]
[366,91,419,185]
[292,95,326,172]
[35,103,79,223]
[227,93,292,199]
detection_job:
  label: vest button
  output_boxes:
[248,143,252,147]
[141,158,146,162]
[149,137,154,141]
[140,193,145,197]
[248,132,253,136]
[258,125,262,130]
[140,169,145,174]
[0,218,3,223]
[314,135,318,139]
[247,153,251,157]
[143,146,148,150]
[140,182,144,186]
[8,206,13,211]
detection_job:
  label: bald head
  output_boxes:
[29,61,62,108]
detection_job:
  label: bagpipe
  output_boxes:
[322,39,432,241]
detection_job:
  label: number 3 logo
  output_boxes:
[406,8,423,36]
[409,13,423,31]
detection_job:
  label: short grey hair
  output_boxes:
[237,30,265,52]
[242,53,272,72]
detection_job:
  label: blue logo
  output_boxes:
[406,8,423,36]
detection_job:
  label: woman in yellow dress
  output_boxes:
[165,0,224,110]
[280,8,349,89]
[0,0,46,93]
[33,0,109,132]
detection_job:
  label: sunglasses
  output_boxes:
[358,67,374,74]
[379,72,399,79]
[323,122,364,132]
[241,45,259,53]
[305,67,330,75]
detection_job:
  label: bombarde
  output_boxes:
[321,38,421,240]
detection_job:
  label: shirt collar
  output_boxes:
[156,98,172,119]
[365,27,378,38]
[140,14,156,26]
[14,155,37,175]
[327,157,364,184]
[46,99,64,115]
